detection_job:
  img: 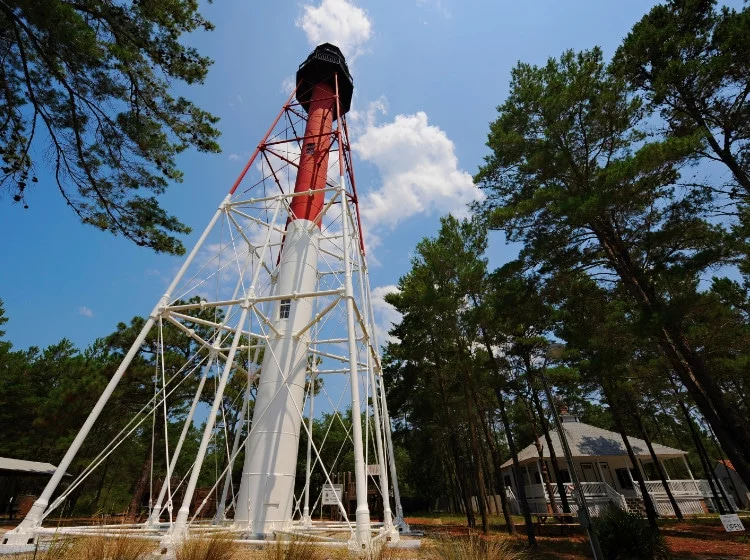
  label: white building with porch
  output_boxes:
[500,414,711,517]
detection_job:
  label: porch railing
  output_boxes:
[524,482,627,511]
[639,480,702,497]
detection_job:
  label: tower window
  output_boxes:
[280,299,291,319]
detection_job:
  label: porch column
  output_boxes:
[683,456,700,494]
[595,461,605,484]
[536,460,544,493]
[626,463,636,489]
[637,458,649,482]
[683,456,695,479]
[661,459,671,480]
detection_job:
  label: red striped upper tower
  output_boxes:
[289,44,354,226]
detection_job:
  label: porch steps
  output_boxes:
[625,496,645,514]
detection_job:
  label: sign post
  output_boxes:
[322,483,343,506]
[720,514,745,533]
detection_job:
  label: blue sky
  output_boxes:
[1,0,738,351]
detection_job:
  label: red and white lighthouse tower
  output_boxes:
[233,45,362,537]
[1,44,406,553]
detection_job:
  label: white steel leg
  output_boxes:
[340,183,371,550]
[147,356,213,526]
[164,303,250,544]
[2,201,226,546]
[214,369,254,523]
[301,370,316,526]
[358,263,395,537]
[3,316,156,545]
[364,273,409,533]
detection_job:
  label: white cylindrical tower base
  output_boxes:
[235,219,320,535]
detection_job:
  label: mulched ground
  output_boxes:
[405,515,750,559]
[661,521,750,559]
[2,515,749,558]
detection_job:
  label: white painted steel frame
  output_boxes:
[1,79,406,552]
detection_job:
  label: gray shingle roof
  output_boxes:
[501,418,687,468]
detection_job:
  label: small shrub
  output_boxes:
[175,532,236,560]
[428,535,524,560]
[594,507,670,560]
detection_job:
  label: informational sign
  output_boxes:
[367,465,380,476]
[720,514,745,533]
[322,483,343,505]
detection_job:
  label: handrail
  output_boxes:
[641,480,703,496]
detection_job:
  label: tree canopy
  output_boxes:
[0,0,220,254]
[474,42,750,488]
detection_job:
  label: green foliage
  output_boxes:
[0,297,263,516]
[614,0,750,196]
[475,47,726,288]
[0,0,221,254]
[475,38,750,488]
[594,507,670,560]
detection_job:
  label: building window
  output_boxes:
[558,469,571,483]
[280,299,291,319]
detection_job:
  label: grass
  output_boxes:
[256,537,333,560]
[426,535,526,560]
[17,533,154,560]
[174,532,237,560]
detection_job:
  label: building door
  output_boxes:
[599,462,616,487]
[580,462,597,482]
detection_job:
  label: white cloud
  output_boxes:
[296,0,373,60]
[79,306,94,318]
[228,153,240,161]
[352,105,483,231]
[280,76,296,96]
[370,284,401,346]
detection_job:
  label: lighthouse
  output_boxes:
[234,44,359,536]
[1,43,404,553]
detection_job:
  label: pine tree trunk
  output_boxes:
[464,387,490,533]
[93,456,110,510]
[127,445,153,522]
[435,369,476,528]
[529,378,571,514]
[453,444,476,528]
[612,412,660,530]
[495,387,537,548]
[632,410,684,520]
[476,406,516,533]
[475,326,535,546]
[675,392,728,514]
[594,221,750,490]
[524,400,558,513]
[459,355,489,534]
